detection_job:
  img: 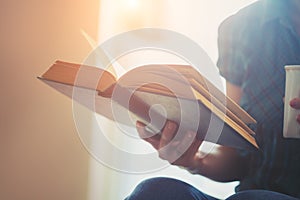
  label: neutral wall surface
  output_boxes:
[0,0,99,199]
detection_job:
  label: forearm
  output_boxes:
[188,82,248,182]
[187,146,249,182]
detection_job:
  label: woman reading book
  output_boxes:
[126,0,300,199]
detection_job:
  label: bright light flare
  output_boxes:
[128,0,139,9]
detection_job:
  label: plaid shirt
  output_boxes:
[217,0,300,197]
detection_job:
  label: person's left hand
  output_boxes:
[290,98,300,124]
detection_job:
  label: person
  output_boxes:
[125,0,300,199]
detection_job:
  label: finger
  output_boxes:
[187,133,202,157]
[157,121,178,161]
[159,120,178,149]
[176,131,197,155]
[290,98,300,109]
[136,121,160,149]
[159,131,202,165]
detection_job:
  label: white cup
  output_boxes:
[283,65,300,138]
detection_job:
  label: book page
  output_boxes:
[40,60,117,93]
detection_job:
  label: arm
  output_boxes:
[136,81,250,182]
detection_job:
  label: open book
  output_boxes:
[38,60,258,150]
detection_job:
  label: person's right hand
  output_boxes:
[136,120,203,172]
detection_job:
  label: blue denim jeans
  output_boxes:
[125,177,298,200]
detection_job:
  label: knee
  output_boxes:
[134,177,184,191]
[125,177,203,200]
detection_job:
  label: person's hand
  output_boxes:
[136,120,202,171]
[290,98,300,124]
[136,120,251,181]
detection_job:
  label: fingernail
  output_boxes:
[136,121,144,128]
[290,99,297,107]
[290,100,296,107]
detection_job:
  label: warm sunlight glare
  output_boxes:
[128,0,139,9]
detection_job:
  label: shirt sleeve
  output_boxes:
[216,15,247,86]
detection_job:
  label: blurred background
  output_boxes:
[1,0,256,199]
